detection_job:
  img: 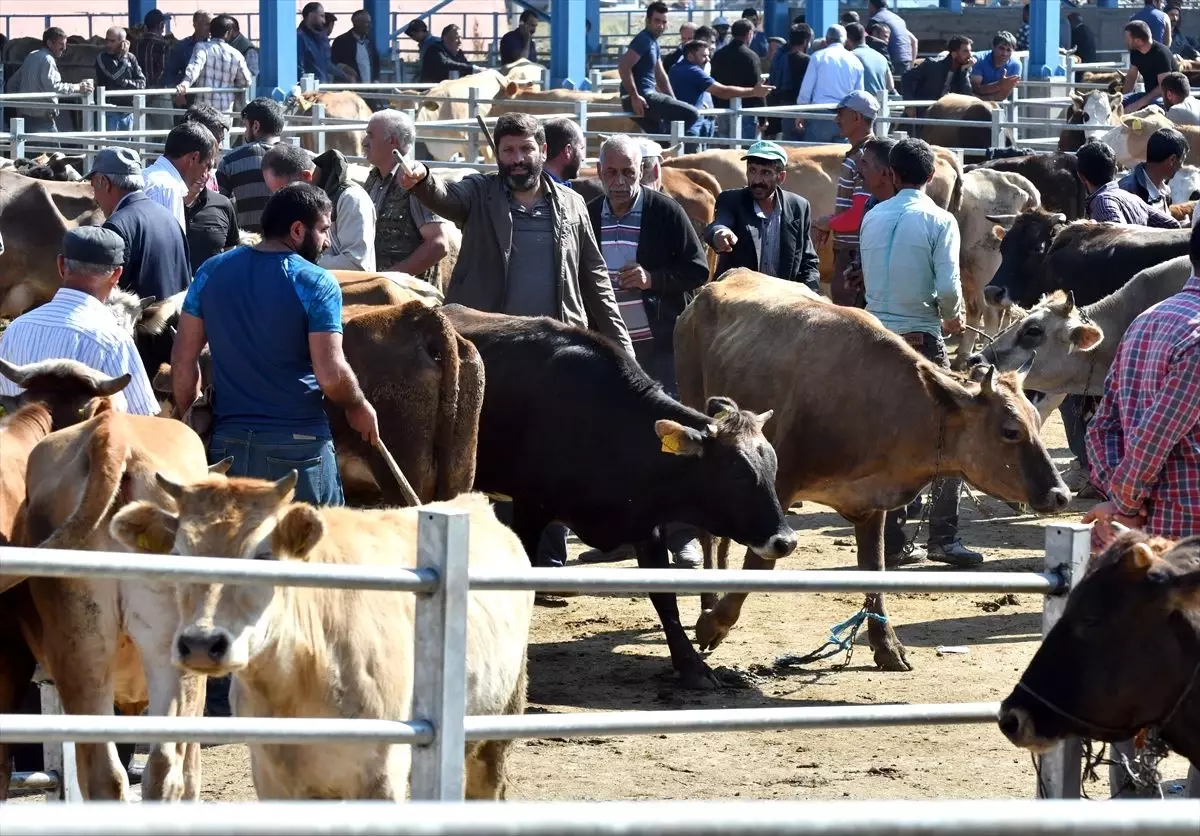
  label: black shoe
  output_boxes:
[927,540,984,568]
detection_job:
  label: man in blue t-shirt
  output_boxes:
[669,39,771,141]
[618,1,699,135]
[970,31,1021,102]
[171,183,379,506]
[1131,0,1171,46]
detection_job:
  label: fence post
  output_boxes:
[12,117,25,160]
[132,93,146,135]
[589,69,602,91]
[467,86,480,164]
[670,119,685,152]
[576,99,589,136]
[990,106,1003,149]
[877,90,890,138]
[34,669,81,802]
[731,96,743,142]
[408,508,470,801]
[312,102,326,154]
[1035,523,1089,799]
[300,73,317,94]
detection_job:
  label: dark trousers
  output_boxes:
[830,245,864,308]
[493,500,569,568]
[208,427,344,506]
[883,332,962,554]
[623,90,700,135]
[1059,395,1096,467]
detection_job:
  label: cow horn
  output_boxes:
[208,457,235,475]
[1065,290,1077,310]
[0,358,30,386]
[273,470,299,499]
[1050,213,1067,225]
[985,213,1017,227]
[94,373,132,397]
[755,410,773,427]
[156,471,185,500]
[1016,351,1037,379]
[980,366,996,396]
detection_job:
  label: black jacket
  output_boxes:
[586,187,709,349]
[331,30,379,82]
[419,43,475,83]
[710,40,762,109]
[902,55,972,102]
[103,191,192,302]
[703,187,820,291]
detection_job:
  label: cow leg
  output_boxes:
[0,611,37,801]
[699,537,732,613]
[699,533,716,610]
[851,511,913,672]
[694,546,774,652]
[634,535,718,690]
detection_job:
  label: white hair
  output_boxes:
[369,109,415,155]
[826,25,846,44]
[599,135,644,170]
[106,173,143,192]
[106,26,126,40]
[63,258,117,280]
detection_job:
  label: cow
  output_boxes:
[971,153,1087,220]
[441,305,797,689]
[285,89,374,157]
[975,257,1193,396]
[334,272,445,308]
[399,71,519,162]
[486,87,643,153]
[110,483,533,800]
[1058,90,1123,152]
[17,407,213,800]
[0,169,104,318]
[675,271,1071,671]
[997,532,1200,773]
[984,211,1192,310]
[0,153,87,182]
[1102,112,1200,167]
[1171,165,1200,204]
[920,94,999,153]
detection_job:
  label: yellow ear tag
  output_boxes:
[661,432,683,454]
[1131,118,1143,131]
[136,534,150,551]
[714,410,731,422]
[0,405,6,417]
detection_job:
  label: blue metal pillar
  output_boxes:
[763,0,790,39]
[586,0,601,57]
[549,0,585,89]
[365,0,390,77]
[259,0,297,98]
[1028,0,1062,79]
[806,0,838,39]
[128,0,156,29]
[939,0,963,12]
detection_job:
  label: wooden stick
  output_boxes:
[373,438,421,507]
[476,113,499,158]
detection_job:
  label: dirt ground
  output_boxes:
[186,414,1192,803]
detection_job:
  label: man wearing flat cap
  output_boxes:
[88,147,193,303]
[703,140,820,291]
[0,227,158,415]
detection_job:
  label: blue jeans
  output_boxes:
[106,112,133,132]
[802,114,845,144]
[208,428,344,506]
[1122,92,1161,111]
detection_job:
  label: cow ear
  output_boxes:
[505,81,518,96]
[110,501,178,554]
[919,366,976,412]
[992,224,1007,241]
[705,396,739,419]
[1130,542,1157,571]
[655,419,706,457]
[273,504,324,561]
[1068,323,1103,352]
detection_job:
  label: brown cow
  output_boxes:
[487,88,643,153]
[287,90,373,157]
[332,270,444,307]
[1058,90,1123,152]
[920,94,999,152]
[675,271,1071,671]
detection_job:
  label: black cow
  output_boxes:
[972,153,1087,219]
[441,305,797,690]
[998,532,1200,772]
[983,209,1191,309]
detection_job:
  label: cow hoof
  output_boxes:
[873,642,914,672]
[678,661,722,691]
[694,610,730,651]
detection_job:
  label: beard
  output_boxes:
[562,155,582,181]
[499,157,544,192]
[297,228,324,263]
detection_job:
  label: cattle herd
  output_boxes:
[0,54,1198,806]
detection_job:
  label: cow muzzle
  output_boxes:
[997,703,1056,754]
[753,529,798,560]
[175,627,234,673]
[983,286,1007,306]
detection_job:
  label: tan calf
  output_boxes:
[111,483,534,800]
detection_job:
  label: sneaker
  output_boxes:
[578,544,634,564]
[885,544,927,568]
[927,540,984,568]
[671,539,704,569]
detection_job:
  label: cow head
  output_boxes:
[924,364,1070,513]
[0,357,130,428]
[111,472,322,676]
[1072,90,1121,140]
[998,533,1200,756]
[657,397,797,560]
[1169,164,1200,203]
[104,289,158,337]
[971,290,1104,392]
[984,209,1070,308]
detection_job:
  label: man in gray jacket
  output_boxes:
[12,27,94,135]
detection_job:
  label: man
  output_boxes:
[704,140,820,292]
[662,21,697,73]
[298,2,349,83]
[177,14,252,112]
[1124,20,1179,112]
[11,27,94,135]
[136,10,176,131]
[263,143,376,273]
[95,27,146,133]
[1162,71,1200,126]
[902,35,974,103]
[420,24,478,83]
[227,17,261,78]
[1083,223,1200,549]
[1078,140,1183,228]
[846,22,892,97]
[144,122,219,230]
[1119,127,1189,213]
[839,136,898,296]
[1016,4,1030,52]
[812,92,878,307]
[1168,6,1199,60]
[770,25,812,141]
[867,22,893,61]
[712,19,766,139]
[1131,0,1171,46]
[743,8,768,58]
[1067,12,1098,66]
[361,109,451,279]
[867,0,916,74]
[795,26,865,145]
[671,38,772,142]
[184,175,239,273]
[164,11,211,111]
[183,104,228,193]
[859,138,980,568]
[971,31,1021,102]
[713,17,731,51]
[543,117,586,184]
[404,19,441,66]
[639,139,664,191]
[332,9,379,84]
[217,97,285,233]
[500,9,539,66]
[0,227,158,416]
[172,183,380,507]
[618,2,699,136]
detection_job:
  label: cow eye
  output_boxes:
[1001,426,1023,442]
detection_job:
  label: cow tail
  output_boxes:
[39,411,129,550]
[442,334,483,500]
[947,153,965,217]
[431,310,464,502]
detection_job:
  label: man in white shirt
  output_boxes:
[0,227,158,416]
[143,121,219,229]
[796,25,865,144]
[1162,71,1200,126]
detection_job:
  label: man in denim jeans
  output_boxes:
[171,182,379,506]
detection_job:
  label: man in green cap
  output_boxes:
[703,140,820,291]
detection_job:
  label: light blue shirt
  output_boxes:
[853,45,891,97]
[859,189,963,339]
[797,42,864,107]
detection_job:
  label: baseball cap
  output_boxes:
[837,90,880,120]
[143,9,170,27]
[61,226,125,266]
[639,138,664,159]
[741,140,788,166]
[84,147,143,180]
[713,16,730,27]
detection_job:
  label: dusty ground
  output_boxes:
[184,414,1192,803]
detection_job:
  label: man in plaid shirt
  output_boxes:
[1084,224,1200,549]
[176,15,252,112]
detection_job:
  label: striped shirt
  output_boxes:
[179,39,252,112]
[0,288,158,416]
[833,135,874,248]
[599,190,652,343]
[216,138,279,233]
[143,156,188,230]
[753,198,782,278]
[134,32,172,86]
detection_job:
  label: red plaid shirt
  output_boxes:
[1086,273,1200,538]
